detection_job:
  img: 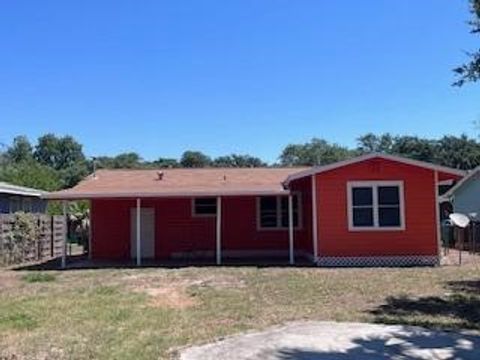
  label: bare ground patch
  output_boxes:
[121,270,246,309]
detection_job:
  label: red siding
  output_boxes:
[91,194,310,260]
[315,158,438,257]
[91,199,133,259]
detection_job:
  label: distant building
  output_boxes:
[0,182,48,214]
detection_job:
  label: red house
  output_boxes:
[46,153,464,267]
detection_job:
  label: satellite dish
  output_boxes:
[449,213,470,228]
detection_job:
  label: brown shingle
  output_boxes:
[45,168,308,199]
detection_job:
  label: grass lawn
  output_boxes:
[0,263,479,359]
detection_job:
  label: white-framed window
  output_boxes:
[347,181,405,231]
[192,197,217,216]
[257,194,302,229]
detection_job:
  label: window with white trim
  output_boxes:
[193,198,217,216]
[347,181,405,230]
[258,195,301,229]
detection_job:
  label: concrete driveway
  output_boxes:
[179,322,480,360]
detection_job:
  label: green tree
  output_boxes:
[34,134,86,170]
[95,153,144,169]
[279,138,353,166]
[0,160,61,191]
[434,135,480,169]
[152,157,179,168]
[390,136,435,162]
[112,152,142,168]
[180,151,212,168]
[357,133,393,153]
[6,136,33,163]
[213,154,267,167]
[454,0,480,86]
[34,134,88,188]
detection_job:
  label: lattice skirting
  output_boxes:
[316,255,439,267]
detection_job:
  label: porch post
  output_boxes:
[136,198,141,266]
[288,194,294,265]
[61,200,67,269]
[216,196,222,265]
[311,175,318,263]
[88,200,92,260]
[434,171,441,263]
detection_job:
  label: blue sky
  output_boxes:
[1,0,479,163]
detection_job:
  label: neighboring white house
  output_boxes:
[0,182,48,214]
[442,167,480,218]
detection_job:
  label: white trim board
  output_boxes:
[284,153,465,185]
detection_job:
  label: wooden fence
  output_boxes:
[0,214,66,266]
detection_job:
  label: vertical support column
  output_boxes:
[311,175,318,263]
[61,200,67,269]
[434,171,441,264]
[136,198,141,266]
[288,194,294,265]
[216,196,222,265]
[88,199,92,260]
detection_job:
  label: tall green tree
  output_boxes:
[6,136,33,163]
[34,134,86,170]
[390,136,436,162]
[454,0,480,86]
[34,134,88,187]
[0,161,61,191]
[357,133,393,153]
[180,151,212,168]
[434,135,480,169]
[279,138,353,166]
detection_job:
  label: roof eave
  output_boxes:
[43,189,291,200]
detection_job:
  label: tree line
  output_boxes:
[2,132,480,192]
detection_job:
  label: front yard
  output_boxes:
[1,262,479,359]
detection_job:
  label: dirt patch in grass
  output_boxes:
[122,271,246,309]
[143,285,197,309]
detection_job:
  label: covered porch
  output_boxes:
[52,191,315,268]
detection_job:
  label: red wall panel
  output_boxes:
[315,158,438,257]
[91,193,311,260]
[91,199,133,259]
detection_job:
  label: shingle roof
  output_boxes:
[44,168,308,199]
[0,182,47,197]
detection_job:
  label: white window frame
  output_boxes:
[192,197,217,217]
[347,180,405,231]
[256,194,302,230]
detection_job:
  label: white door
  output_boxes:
[130,208,155,259]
